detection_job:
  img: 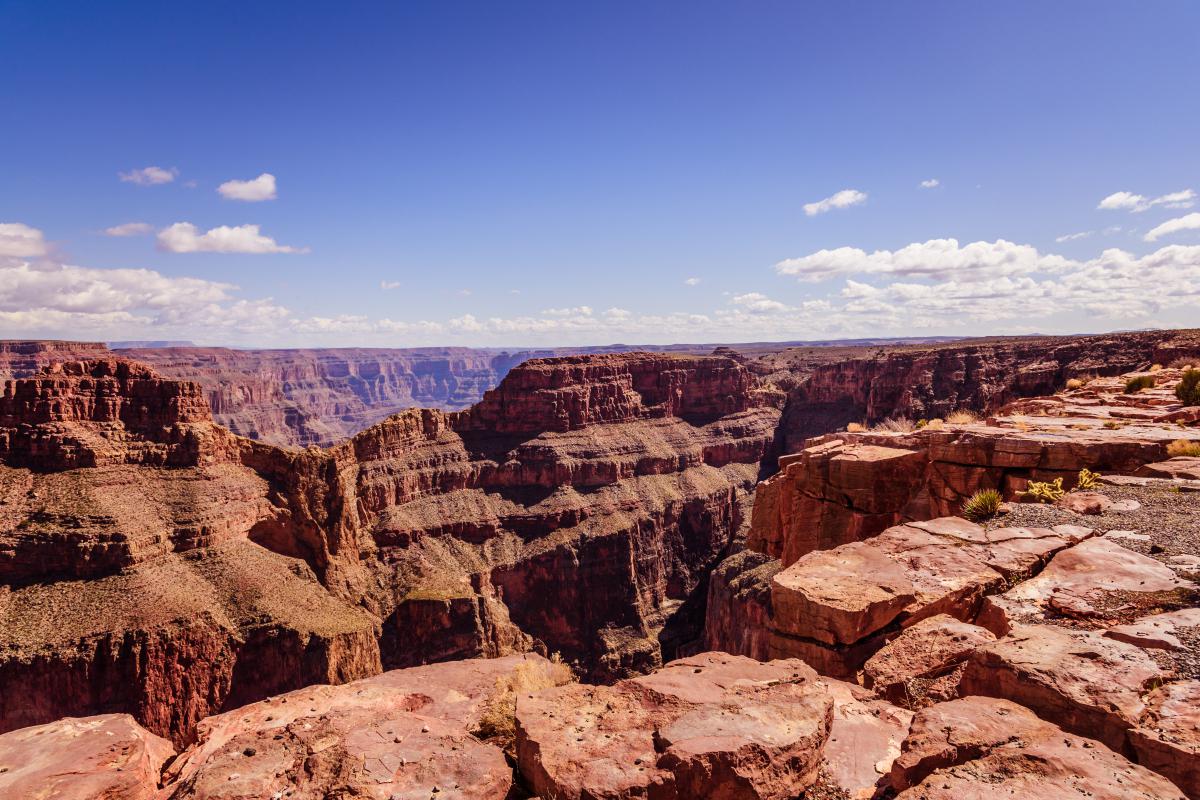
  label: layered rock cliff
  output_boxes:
[0,351,781,745]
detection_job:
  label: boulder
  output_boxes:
[0,714,174,800]
[515,653,833,800]
[163,654,569,800]
[862,614,996,706]
[819,678,912,799]
[889,697,1186,800]
[1058,490,1112,514]
[1130,680,1200,800]
[959,623,1164,753]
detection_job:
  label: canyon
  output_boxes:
[0,328,1198,798]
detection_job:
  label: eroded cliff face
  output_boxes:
[125,346,539,448]
[0,351,781,744]
[769,330,1200,453]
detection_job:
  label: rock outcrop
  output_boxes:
[515,652,834,800]
[0,713,174,800]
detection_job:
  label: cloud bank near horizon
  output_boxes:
[2,220,1198,347]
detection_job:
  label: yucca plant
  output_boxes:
[1075,468,1101,490]
[961,488,1003,521]
[1022,477,1065,503]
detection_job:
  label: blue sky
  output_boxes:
[2,1,1198,347]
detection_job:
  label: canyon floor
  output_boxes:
[0,331,1198,798]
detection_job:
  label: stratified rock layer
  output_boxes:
[0,352,780,744]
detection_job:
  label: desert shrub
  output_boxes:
[1150,364,1164,373]
[474,655,574,751]
[945,409,979,424]
[1176,369,1200,406]
[846,422,866,433]
[916,419,929,429]
[925,418,945,430]
[1167,439,1200,458]
[1021,477,1064,503]
[1124,375,1156,394]
[872,417,915,433]
[1167,357,1194,369]
[1103,420,1121,430]
[962,489,1002,521]
[1065,378,1085,390]
[1076,468,1101,490]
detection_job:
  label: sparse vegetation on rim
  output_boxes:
[1167,439,1200,458]
[872,417,915,433]
[1075,468,1101,490]
[945,409,979,424]
[962,488,1003,521]
[1065,377,1085,390]
[1124,374,1156,393]
[473,655,575,753]
[1176,368,1200,406]
[1021,477,1065,503]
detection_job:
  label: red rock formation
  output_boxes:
[0,351,780,744]
[515,652,834,800]
[0,713,175,800]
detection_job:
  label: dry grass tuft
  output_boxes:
[474,655,574,751]
[945,409,979,424]
[1065,378,1085,390]
[1150,363,1164,373]
[1177,369,1200,407]
[872,417,915,433]
[1167,439,1200,458]
[846,422,866,433]
[924,418,945,430]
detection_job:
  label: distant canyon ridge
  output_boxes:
[0,335,962,448]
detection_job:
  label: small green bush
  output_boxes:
[962,489,1003,521]
[1124,375,1156,394]
[1176,368,1200,406]
[1022,477,1064,503]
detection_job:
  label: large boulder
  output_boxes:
[515,652,833,800]
[889,697,1186,799]
[163,654,569,800]
[0,714,174,800]
[862,614,996,706]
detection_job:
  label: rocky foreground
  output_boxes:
[0,335,1198,797]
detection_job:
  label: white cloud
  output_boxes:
[380,280,401,290]
[458,288,472,296]
[119,166,177,186]
[217,173,277,202]
[542,305,594,317]
[775,238,1072,283]
[919,178,940,189]
[803,189,867,217]
[1098,188,1195,213]
[684,277,701,286]
[0,223,49,258]
[1144,212,1200,242]
[1055,231,1092,243]
[104,222,153,237]
[731,292,788,313]
[157,222,308,254]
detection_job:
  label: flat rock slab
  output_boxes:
[771,518,1087,651]
[980,537,1191,631]
[1138,456,1200,480]
[515,652,834,800]
[890,697,1186,800]
[819,679,912,800]
[1106,607,1200,651]
[862,614,996,706]
[164,654,568,800]
[1130,680,1200,800]
[0,714,174,800]
[959,623,1165,753]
